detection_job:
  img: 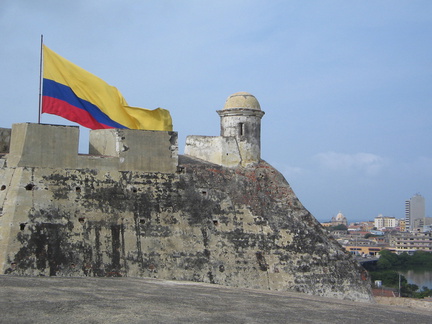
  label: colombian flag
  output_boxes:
[42,45,173,131]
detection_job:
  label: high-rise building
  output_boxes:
[405,194,425,231]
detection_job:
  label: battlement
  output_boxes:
[2,123,178,173]
[0,128,11,154]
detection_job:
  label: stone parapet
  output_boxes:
[7,123,79,169]
[89,128,178,173]
[184,135,242,167]
[4,123,178,173]
[0,128,11,153]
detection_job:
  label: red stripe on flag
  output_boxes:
[42,96,115,130]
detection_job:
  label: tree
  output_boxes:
[398,252,410,265]
[377,250,399,269]
[370,270,405,287]
[331,224,347,231]
[377,257,392,270]
[401,283,419,298]
[409,250,432,267]
[414,286,432,299]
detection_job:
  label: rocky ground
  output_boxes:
[0,275,430,323]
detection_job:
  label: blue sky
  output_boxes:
[1,1,431,223]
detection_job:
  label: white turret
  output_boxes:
[217,92,265,165]
[185,92,265,167]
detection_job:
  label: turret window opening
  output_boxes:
[238,123,245,137]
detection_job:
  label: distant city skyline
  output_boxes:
[322,193,427,224]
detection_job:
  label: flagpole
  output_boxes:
[38,34,44,124]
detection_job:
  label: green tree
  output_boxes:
[408,251,432,267]
[331,224,347,231]
[377,250,399,269]
[370,270,406,287]
[377,258,392,270]
[414,286,432,299]
[401,283,419,298]
[398,252,410,265]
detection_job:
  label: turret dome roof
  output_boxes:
[223,92,261,110]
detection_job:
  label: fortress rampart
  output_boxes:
[0,92,373,302]
[4,123,178,173]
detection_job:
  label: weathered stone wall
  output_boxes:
[185,135,242,166]
[0,155,373,302]
[5,123,178,173]
[218,108,264,166]
[7,123,79,168]
[89,128,178,173]
[0,128,11,153]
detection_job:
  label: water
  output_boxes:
[399,269,432,290]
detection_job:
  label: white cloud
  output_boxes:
[272,162,305,178]
[314,152,385,176]
[282,165,305,177]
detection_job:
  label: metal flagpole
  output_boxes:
[38,34,44,124]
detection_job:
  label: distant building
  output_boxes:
[405,194,425,231]
[370,230,384,236]
[344,245,383,257]
[347,224,362,231]
[370,236,387,245]
[365,221,375,231]
[412,217,432,231]
[330,230,349,238]
[348,221,375,232]
[331,212,348,227]
[340,237,384,256]
[374,214,396,229]
[320,222,333,228]
[388,232,432,253]
[398,219,406,232]
[423,225,432,232]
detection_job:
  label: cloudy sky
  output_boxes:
[1,1,431,223]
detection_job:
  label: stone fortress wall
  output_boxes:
[0,92,373,302]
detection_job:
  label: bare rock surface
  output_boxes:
[0,275,431,323]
